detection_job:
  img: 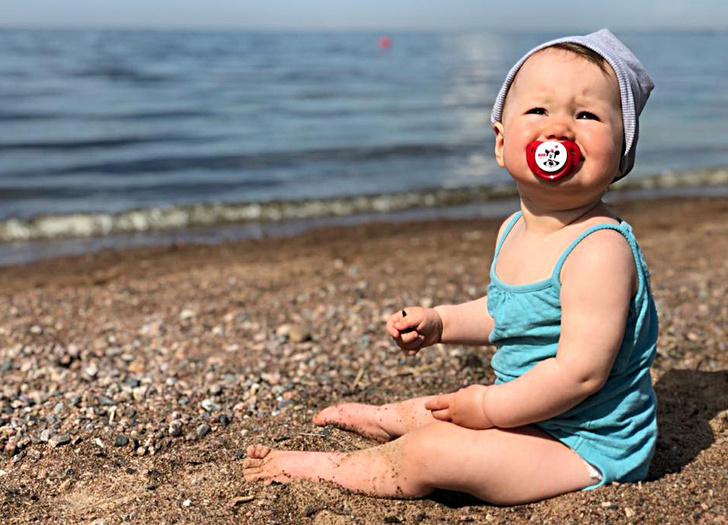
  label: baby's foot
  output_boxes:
[243,445,295,485]
[313,403,391,442]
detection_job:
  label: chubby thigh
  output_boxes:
[401,421,596,504]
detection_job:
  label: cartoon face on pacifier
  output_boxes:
[526,140,582,181]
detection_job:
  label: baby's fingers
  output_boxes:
[424,395,450,411]
[429,408,451,421]
[399,331,423,346]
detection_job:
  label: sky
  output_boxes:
[0,0,726,31]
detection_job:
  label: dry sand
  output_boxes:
[1,196,727,524]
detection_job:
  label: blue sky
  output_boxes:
[1,0,726,30]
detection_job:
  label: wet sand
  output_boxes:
[1,196,727,524]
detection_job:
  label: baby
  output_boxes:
[243,29,658,505]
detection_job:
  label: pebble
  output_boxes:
[169,420,184,437]
[201,399,221,412]
[232,495,255,506]
[289,324,311,343]
[304,506,318,517]
[98,396,116,406]
[49,433,71,448]
[113,435,129,447]
[196,423,211,438]
[179,310,196,320]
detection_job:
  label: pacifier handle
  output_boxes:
[526,140,582,181]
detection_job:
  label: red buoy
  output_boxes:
[379,36,392,49]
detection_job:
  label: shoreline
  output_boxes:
[1,195,727,524]
[2,176,728,269]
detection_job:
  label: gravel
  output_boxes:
[0,196,726,524]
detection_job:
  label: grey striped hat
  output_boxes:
[490,29,654,179]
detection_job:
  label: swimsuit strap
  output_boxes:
[551,223,633,285]
[493,211,523,262]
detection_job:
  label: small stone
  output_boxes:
[218,414,230,426]
[289,324,311,343]
[180,310,196,320]
[625,507,635,518]
[304,506,318,517]
[169,420,183,437]
[39,429,52,443]
[114,434,129,447]
[232,495,255,506]
[196,423,211,438]
[49,433,71,447]
[98,396,116,406]
[209,384,223,396]
[201,399,221,412]
[384,517,402,524]
[29,325,43,335]
[182,498,191,507]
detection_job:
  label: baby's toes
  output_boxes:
[243,457,263,469]
[246,444,272,459]
[243,466,265,482]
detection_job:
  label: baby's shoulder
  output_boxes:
[561,223,636,286]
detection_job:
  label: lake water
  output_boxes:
[1,28,727,263]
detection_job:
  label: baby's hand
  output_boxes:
[425,385,494,429]
[386,307,443,356]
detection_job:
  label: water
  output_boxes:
[0,28,727,262]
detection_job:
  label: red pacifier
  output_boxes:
[526,140,582,181]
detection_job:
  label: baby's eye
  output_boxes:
[526,107,546,115]
[577,111,600,121]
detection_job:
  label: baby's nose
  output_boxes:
[544,118,575,141]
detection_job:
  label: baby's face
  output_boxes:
[493,48,624,205]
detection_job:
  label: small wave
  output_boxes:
[0,111,61,122]
[0,167,726,244]
[4,142,475,178]
[0,134,220,152]
[73,64,173,84]
[0,185,517,243]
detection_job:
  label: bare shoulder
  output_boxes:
[561,227,637,294]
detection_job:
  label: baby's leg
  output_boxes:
[313,396,437,441]
[244,422,597,504]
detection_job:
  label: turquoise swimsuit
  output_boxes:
[487,212,658,489]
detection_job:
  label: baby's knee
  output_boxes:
[395,424,453,494]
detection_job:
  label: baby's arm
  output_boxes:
[388,215,515,353]
[483,229,636,427]
[427,229,636,429]
[386,297,494,355]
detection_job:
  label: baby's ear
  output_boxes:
[493,123,506,168]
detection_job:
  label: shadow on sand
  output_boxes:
[430,368,728,508]
[648,368,728,480]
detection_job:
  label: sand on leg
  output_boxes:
[312,396,438,441]
[244,421,597,504]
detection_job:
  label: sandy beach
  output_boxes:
[1,195,727,524]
